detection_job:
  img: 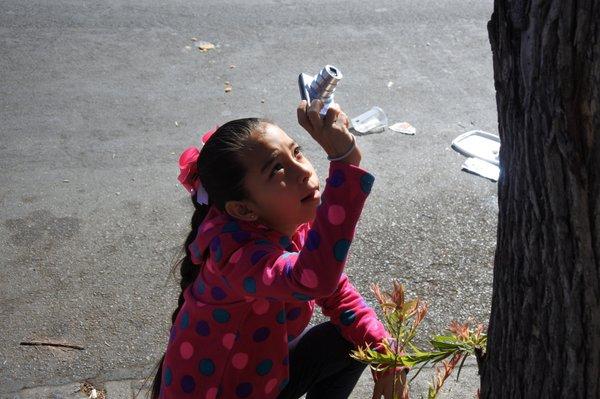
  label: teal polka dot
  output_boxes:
[243,277,257,294]
[256,359,273,376]
[164,367,172,386]
[180,312,190,329]
[196,280,205,295]
[279,236,291,248]
[360,173,375,194]
[340,309,356,326]
[212,308,231,323]
[222,221,240,233]
[189,241,201,260]
[279,378,289,391]
[333,239,351,262]
[292,292,312,301]
[210,237,222,262]
[199,358,216,376]
[276,309,286,324]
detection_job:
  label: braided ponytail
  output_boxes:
[150,198,209,399]
[149,118,265,398]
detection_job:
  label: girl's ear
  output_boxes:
[224,200,259,221]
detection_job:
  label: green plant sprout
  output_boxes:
[350,282,487,399]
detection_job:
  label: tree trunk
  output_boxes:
[481,1,600,398]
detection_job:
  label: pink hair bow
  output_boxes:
[177,125,219,205]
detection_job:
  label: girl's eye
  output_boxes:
[270,163,283,177]
[294,146,303,157]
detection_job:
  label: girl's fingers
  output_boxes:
[297,100,311,131]
[324,103,340,127]
[338,110,350,128]
[307,99,324,131]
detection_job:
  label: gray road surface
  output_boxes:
[0,0,497,394]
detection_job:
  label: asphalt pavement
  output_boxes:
[1,0,496,395]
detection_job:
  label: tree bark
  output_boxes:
[482,1,600,398]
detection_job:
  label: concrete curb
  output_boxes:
[3,363,480,399]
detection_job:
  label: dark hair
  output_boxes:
[149,118,266,398]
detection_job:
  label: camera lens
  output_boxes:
[309,65,343,101]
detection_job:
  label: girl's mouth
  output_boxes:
[301,188,320,202]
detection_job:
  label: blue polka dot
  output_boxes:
[279,236,291,248]
[198,358,216,376]
[221,275,231,288]
[282,356,289,365]
[256,359,273,376]
[286,307,301,321]
[253,327,270,342]
[189,241,201,260]
[292,292,312,301]
[329,169,345,187]
[180,312,190,329]
[213,309,231,323]
[305,230,320,250]
[236,382,253,398]
[251,250,268,265]
[180,375,196,393]
[276,310,286,324]
[284,262,292,278]
[333,239,351,262]
[360,173,375,194]
[195,320,210,336]
[279,378,289,391]
[233,230,251,243]
[164,367,172,386]
[211,286,227,301]
[196,280,205,295]
[243,277,256,294]
[222,221,239,233]
[210,237,222,262]
[340,309,356,326]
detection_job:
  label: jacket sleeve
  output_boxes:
[316,273,390,349]
[220,161,375,302]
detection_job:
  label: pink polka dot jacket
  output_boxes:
[160,161,389,398]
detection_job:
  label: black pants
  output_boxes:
[277,321,368,399]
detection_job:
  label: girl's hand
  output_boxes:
[296,99,361,166]
[372,369,409,399]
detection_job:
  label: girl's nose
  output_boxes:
[295,160,312,183]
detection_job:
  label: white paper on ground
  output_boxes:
[451,130,500,165]
[389,122,416,135]
[461,157,500,181]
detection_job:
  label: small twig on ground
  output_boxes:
[20,340,84,350]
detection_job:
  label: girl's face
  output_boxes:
[235,123,321,236]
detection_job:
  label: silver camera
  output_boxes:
[298,65,343,116]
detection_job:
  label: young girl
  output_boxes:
[151,100,406,399]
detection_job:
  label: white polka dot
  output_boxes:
[222,333,236,349]
[230,248,243,264]
[265,378,278,394]
[232,352,248,369]
[300,269,319,289]
[328,205,346,225]
[179,341,194,359]
[252,299,270,315]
